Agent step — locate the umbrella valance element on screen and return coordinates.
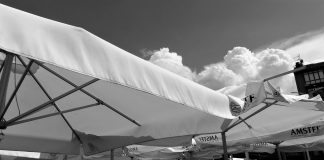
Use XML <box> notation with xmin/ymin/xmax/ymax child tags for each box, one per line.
<box><xmin>280</xmin><ymin>135</ymin><xmax>324</xmax><ymax>152</ymax></box>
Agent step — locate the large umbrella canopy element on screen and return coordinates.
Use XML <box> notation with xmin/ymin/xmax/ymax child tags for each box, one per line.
<box><xmin>194</xmin><ymin>80</ymin><xmax>324</xmax><ymax>150</ymax></box>
<box><xmin>0</xmin><ymin>4</ymin><xmax>234</xmax><ymax>156</ymax></box>
<box><xmin>194</xmin><ymin>100</ymin><xmax>324</xmax><ymax>148</ymax></box>
<box><xmin>224</xmin><ymin>102</ymin><xmax>324</xmax><ymax>145</ymax></box>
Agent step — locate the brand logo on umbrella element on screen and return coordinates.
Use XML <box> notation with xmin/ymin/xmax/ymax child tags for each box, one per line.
<box><xmin>290</xmin><ymin>125</ymin><xmax>321</xmax><ymax>136</ymax></box>
<box><xmin>196</xmin><ymin>134</ymin><xmax>218</xmax><ymax>143</ymax></box>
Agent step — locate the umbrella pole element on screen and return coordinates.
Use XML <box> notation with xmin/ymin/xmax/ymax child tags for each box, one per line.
<box><xmin>245</xmin><ymin>151</ymin><xmax>250</xmax><ymax>160</ymax></box>
<box><xmin>188</xmin><ymin>151</ymin><xmax>193</xmax><ymax>160</ymax></box>
<box><xmin>221</xmin><ymin>132</ymin><xmax>228</xmax><ymax>160</ymax></box>
<box><xmin>306</xmin><ymin>149</ymin><xmax>311</xmax><ymax>160</ymax></box>
<box><xmin>282</xmin><ymin>152</ymin><xmax>286</xmax><ymax>160</ymax></box>
<box><xmin>275</xmin><ymin>143</ymin><xmax>282</xmax><ymax>160</ymax></box>
<box><xmin>0</xmin><ymin>53</ymin><xmax>13</xmax><ymax>116</ymax></box>
<box><xmin>111</xmin><ymin>149</ymin><xmax>114</xmax><ymax>160</ymax></box>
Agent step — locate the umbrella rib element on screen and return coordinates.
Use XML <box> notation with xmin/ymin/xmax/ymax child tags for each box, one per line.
<box><xmin>6</xmin><ymin>76</ymin><xmax>99</xmax><ymax>125</ymax></box>
<box><xmin>0</xmin><ymin>58</ymin><xmax>5</xmax><ymax>73</ymax></box>
<box><xmin>0</xmin><ymin>59</ymin><xmax>34</xmax><ymax>120</ymax></box>
<box><xmin>33</xmin><ymin>60</ymin><xmax>141</xmax><ymax>126</ymax></box>
<box><xmin>0</xmin><ymin>49</ymin><xmax>13</xmax><ymax>73</ymax></box>
<box><xmin>14</xmin><ymin>56</ymin><xmax>84</xmax><ymax>144</ymax></box>
<box><xmin>7</xmin><ymin>103</ymin><xmax>100</xmax><ymax>126</ymax></box>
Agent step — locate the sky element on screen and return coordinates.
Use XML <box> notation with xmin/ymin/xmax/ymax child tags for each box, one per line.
<box><xmin>1</xmin><ymin>0</ymin><xmax>324</xmax><ymax>92</ymax></box>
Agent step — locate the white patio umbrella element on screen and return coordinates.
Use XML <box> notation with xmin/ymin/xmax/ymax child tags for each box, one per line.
<box><xmin>194</xmin><ymin>100</ymin><xmax>324</xmax><ymax>150</ymax></box>
<box><xmin>113</xmin><ymin>79</ymin><xmax>324</xmax><ymax>160</ymax></box>
<box><xmin>0</xmin><ymin>4</ymin><xmax>235</xmax><ymax>156</ymax></box>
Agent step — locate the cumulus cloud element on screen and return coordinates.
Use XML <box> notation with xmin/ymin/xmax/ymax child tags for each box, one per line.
<box><xmin>145</xmin><ymin>46</ymin><xmax>297</xmax><ymax>94</ymax></box>
<box><xmin>224</xmin><ymin>47</ymin><xmax>258</xmax><ymax>80</ymax></box>
<box><xmin>196</xmin><ymin>63</ymin><xmax>244</xmax><ymax>90</ymax></box>
<box><xmin>147</xmin><ymin>48</ymin><xmax>195</xmax><ymax>80</ymax></box>
<box><xmin>196</xmin><ymin>47</ymin><xmax>295</xmax><ymax>93</ymax></box>
<box><xmin>145</xmin><ymin>28</ymin><xmax>324</xmax><ymax>96</ymax></box>
<box><xmin>256</xmin><ymin>49</ymin><xmax>292</xmax><ymax>78</ymax></box>
<box><xmin>256</xmin><ymin>48</ymin><xmax>294</xmax><ymax>89</ymax></box>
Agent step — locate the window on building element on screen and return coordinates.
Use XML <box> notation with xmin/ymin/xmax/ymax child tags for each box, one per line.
<box><xmin>304</xmin><ymin>70</ymin><xmax>324</xmax><ymax>85</ymax></box>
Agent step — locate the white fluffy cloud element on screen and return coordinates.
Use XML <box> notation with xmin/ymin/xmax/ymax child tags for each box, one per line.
<box><xmin>148</xmin><ymin>48</ymin><xmax>195</xmax><ymax>80</ymax></box>
<box><xmin>146</xmin><ymin>29</ymin><xmax>323</xmax><ymax>95</ymax></box>
<box><xmin>196</xmin><ymin>63</ymin><xmax>244</xmax><ymax>90</ymax></box>
<box><xmin>196</xmin><ymin>47</ymin><xmax>295</xmax><ymax>92</ymax></box>
<box><xmin>224</xmin><ymin>47</ymin><xmax>258</xmax><ymax>80</ymax></box>
<box><xmin>256</xmin><ymin>49</ymin><xmax>292</xmax><ymax>79</ymax></box>
<box><xmin>146</xmin><ymin>47</ymin><xmax>296</xmax><ymax>93</ymax></box>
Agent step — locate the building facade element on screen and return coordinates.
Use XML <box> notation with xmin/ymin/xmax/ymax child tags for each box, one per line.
<box><xmin>294</xmin><ymin>61</ymin><xmax>324</xmax><ymax>99</ymax></box>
